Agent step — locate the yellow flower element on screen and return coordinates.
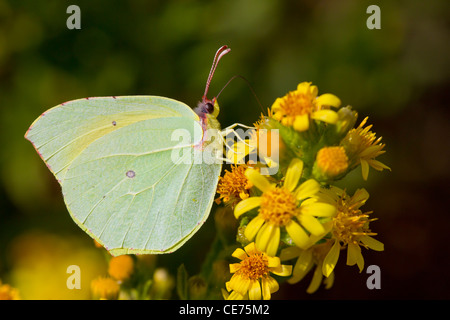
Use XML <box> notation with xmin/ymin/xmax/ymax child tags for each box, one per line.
<box><xmin>225</xmin><ymin>117</ymin><xmax>282</xmax><ymax>173</ymax></box>
<box><xmin>108</xmin><ymin>255</ymin><xmax>134</xmax><ymax>282</ymax></box>
<box><xmin>90</xmin><ymin>276</ymin><xmax>120</xmax><ymax>300</ymax></box>
<box><xmin>0</xmin><ymin>280</ymin><xmax>20</xmax><ymax>300</ymax></box>
<box><xmin>280</xmin><ymin>241</ymin><xmax>335</xmax><ymax>294</ymax></box>
<box><xmin>225</xmin><ymin>242</ymin><xmax>292</xmax><ymax>300</ymax></box>
<box><xmin>321</xmin><ymin>187</ymin><xmax>384</xmax><ymax>277</ymax></box>
<box><xmin>314</xmin><ymin>146</ymin><xmax>349</xmax><ymax>179</ymax></box>
<box><xmin>216</xmin><ymin>164</ymin><xmax>253</xmax><ymax>207</ymax></box>
<box><xmin>341</xmin><ymin>117</ymin><xmax>391</xmax><ymax>180</ymax></box>
<box><xmin>271</xmin><ymin>82</ymin><xmax>341</xmax><ymax>132</ymax></box>
<box><xmin>234</xmin><ymin>158</ymin><xmax>336</xmax><ymax>255</ymax></box>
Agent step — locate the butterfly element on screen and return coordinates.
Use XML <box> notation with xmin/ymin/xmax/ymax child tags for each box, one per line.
<box><xmin>25</xmin><ymin>45</ymin><xmax>235</xmax><ymax>255</ymax></box>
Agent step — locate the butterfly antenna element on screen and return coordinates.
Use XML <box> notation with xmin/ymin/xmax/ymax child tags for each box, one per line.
<box><xmin>203</xmin><ymin>45</ymin><xmax>231</xmax><ymax>101</ymax></box>
<box><xmin>216</xmin><ymin>75</ymin><xmax>265</xmax><ymax>115</ymax></box>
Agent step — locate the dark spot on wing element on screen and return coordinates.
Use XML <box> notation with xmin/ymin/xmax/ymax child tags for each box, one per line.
<box><xmin>126</xmin><ymin>170</ymin><xmax>136</xmax><ymax>178</ymax></box>
<box><xmin>112</xmin><ymin>120</ymin><xmax>117</xmax><ymax>126</ymax></box>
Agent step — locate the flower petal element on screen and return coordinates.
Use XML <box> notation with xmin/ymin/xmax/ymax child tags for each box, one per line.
<box><xmin>227</xmin><ymin>290</ymin><xmax>245</xmax><ymax>300</ymax></box>
<box><xmin>285</xmin><ymin>220</ymin><xmax>309</xmax><ymax>249</ymax></box>
<box><xmin>234</xmin><ymin>197</ymin><xmax>261</xmax><ymax>218</ymax></box>
<box><xmin>324</xmin><ymin>270</ymin><xmax>335</xmax><ymax>289</ymax></box>
<box><xmin>301</xmin><ymin>202</ymin><xmax>336</xmax><ymax>217</ymax></box>
<box><xmin>311</xmin><ymin>109</ymin><xmax>339</xmax><ymax>124</ymax></box>
<box><xmin>299</xmin><ymin>214</ymin><xmax>325</xmax><ymax>236</ymax></box>
<box><xmin>231</xmin><ymin>248</ymin><xmax>248</xmax><ymax>261</ymax></box>
<box><xmin>347</xmin><ymin>243</ymin><xmax>364</xmax><ymax>272</ymax></box>
<box><xmin>368</xmin><ymin>159</ymin><xmax>391</xmax><ymax>171</ymax></box>
<box><xmin>306</xmin><ymin>265</ymin><xmax>323</xmax><ymax>294</ymax></box>
<box><xmin>245</xmin><ymin>168</ymin><xmax>273</xmax><ymax>193</ymax></box>
<box><xmin>255</xmin><ymin>222</ymin><xmax>276</xmax><ymax>253</ymax></box>
<box><xmin>261</xmin><ymin>276</ymin><xmax>279</xmax><ymax>300</ymax></box>
<box><xmin>244</xmin><ymin>242</ymin><xmax>257</xmax><ymax>255</ymax></box>
<box><xmin>352</xmin><ymin>188</ymin><xmax>370</xmax><ymax>205</ymax></box>
<box><xmin>360</xmin><ymin>144</ymin><xmax>383</xmax><ymax>158</ymax></box>
<box><xmin>316</xmin><ymin>93</ymin><xmax>341</xmax><ymax>108</ymax></box>
<box><xmin>261</xmin><ymin>279</ymin><xmax>271</xmax><ymax>300</ymax></box>
<box><xmin>248</xmin><ymin>280</ymin><xmax>261</xmax><ymax>300</ymax></box>
<box><xmin>284</xmin><ymin>158</ymin><xmax>304</xmax><ymax>192</ymax></box>
<box><xmin>229</xmin><ymin>274</ymin><xmax>251</xmax><ymax>296</ymax></box>
<box><xmin>291</xmin><ymin>249</ymin><xmax>313</xmax><ymax>281</ymax></box>
<box><xmin>293</xmin><ymin>114</ymin><xmax>310</xmax><ymax>132</ymax></box>
<box><xmin>225</xmin><ymin>280</ymin><xmax>232</xmax><ymax>292</ymax></box>
<box><xmin>360</xmin><ymin>235</ymin><xmax>384</xmax><ymax>251</ymax></box>
<box><xmin>297</xmin><ymin>82</ymin><xmax>314</xmax><ymax>95</ymax></box>
<box><xmin>244</xmin><ymin>215</ymin><xmax>265</xmax><ymax>241</ymax></box>
<box><xmin>267</xmin><ymin>256</ymin><xmax>281</xmax><ymax>268</ymax></box>
<box><xmin>265</xmin><ymin>226</ymin><xmax>280</xmax><ymax>257</ymax></box>
<box><xmin>271</xmin><ymin>264</ymin><xmax>292</xmax><ymax>277</ymax></box>
<box><xmin>295</xmin><ymin>179</ymin><xmax>320</xmax><ymax>201</ymax></box>
<box><xmin>361</xmin><ymin>159</ymin><xmax>370</xmax><ymax>180</ymax></box>
<box><xmin>280</xmin><ymin>246</ymin><xmax>301</xmax><ymax>261</ymax></box>
<box><xmin>229</xmin><ymin>263</ymin><xmax>241</xmax><ymax>274</ymax></box>
<box><xmin>322</xmin><ymin>241</ymin><xmax>340</xmax><ymax>277</ymax></box>
<box><xmin>221</xmin><ymin>288</ymin><xmax>230</xmax><ymax>299</ymax></box>
<box><xmin>267</xmin><ymin>277</ymin><xmax>280</xmax><ymax>294</ymax></box>
<box><xmin>308</xmin><ymin>220</ymin><xmax>333</xmax><ymax>244</ymax></box>
<box><xmin>271</xmin><ymin>97</ymin><xmax>284</xmax><ymax>113</ymax></box>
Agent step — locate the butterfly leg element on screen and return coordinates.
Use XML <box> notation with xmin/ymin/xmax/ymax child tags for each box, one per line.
<box><xmin>221</xmin><ymin>122</ymin><xmax>255</xmax><ymax>132</ymax></box>
<box><xmin>217</xmin><ymin>132</ymin><xmax>245</xmax><ymax>155</ymax></box>
<box><xmin>220</xmin><ymin>123</ymin><xmax>256</xmax><ymax>148</ymax></box>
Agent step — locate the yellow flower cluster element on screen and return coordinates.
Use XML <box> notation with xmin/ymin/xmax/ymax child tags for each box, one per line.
<box><xmin>90</xmin><ymin>254</ymin><xmax>135</xmax><ymax>300</ymax></box>
<box><xmin>0</xmin><ymin>279</ymin><xmax>20</xmax><ymax>300</ymax></box>
<box><xmin>217</xmin><ymin>82</ymin><xmax>389</xmax><ymax>299</ymax></box>
<box><xmin>89</xmin><ymin>246</ymin><xmax>173</xmax><ymax>300</ymax></box>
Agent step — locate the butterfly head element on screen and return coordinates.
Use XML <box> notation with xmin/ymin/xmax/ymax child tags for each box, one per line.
<box><xmin>196</xmin><ymin>97</ymin><xmax>220</xmax><ymax>118</ymax></box>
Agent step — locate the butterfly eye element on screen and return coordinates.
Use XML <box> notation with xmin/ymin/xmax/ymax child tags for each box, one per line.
<box><xmin>205</xmin><ymin>102</ymin><xmax>214</xmax><ymax>114</ymax></box>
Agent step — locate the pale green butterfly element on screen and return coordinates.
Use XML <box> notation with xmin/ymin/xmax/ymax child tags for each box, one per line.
<box><xmin>25</xmin><ymin>46</ymin><xmax>240</xmax><ymax>256</ymax></box>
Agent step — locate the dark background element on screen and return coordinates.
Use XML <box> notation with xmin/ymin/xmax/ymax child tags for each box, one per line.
<box><xmin>0</xmin><ymin>0</ymin><xmax>449</xmax><ymax>299</ymax></box>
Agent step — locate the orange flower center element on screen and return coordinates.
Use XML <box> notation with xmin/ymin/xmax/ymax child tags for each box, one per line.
<box><xmin>277</xmin><ymin>91</ymin><xmax>315</xmax><ymax>118</ymax></box>
<box><xmin>259</xmin><ymin>187</ymin><xmax>298</xmax><ymax>226</ymax></box>
<box><xmin>216</xmin><ymin>165</ymin><xmax>252</xmax><ymax>205</ymax></box>
<box><xmin>237</xmin><ymin>252</ymin><xmax>270</xmax><ymax>280</ymax></box>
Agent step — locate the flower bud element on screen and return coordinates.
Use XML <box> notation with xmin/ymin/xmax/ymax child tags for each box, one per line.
<box><xmin>336</xmin><ymin>106</ymin><xmax>358</xmax><ymax>136</ymax></box>
<box><xmin>188</xmin><ymin>275</ymin><xmax>207</xmax><ymax>300</ymax></box>
<box><xmin>322</xmin><ymin>106</ymin><xmax>358</xmax><ymax>146</ymax></box>
<box><xmin>151</xmin><ymin>268</ymin><xmax>174</xmax><ymax>299</ymax></box>
<box><xmin>313</xmin><ymin>146</ymin><xmax>349</xmax><ymax>181</ymax></box>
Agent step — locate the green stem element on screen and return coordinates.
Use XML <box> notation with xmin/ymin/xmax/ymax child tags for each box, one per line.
<box><xmin>200</xmin><ymin>233</ymin><xmax>223</xmax><ymax>282</ymax></box>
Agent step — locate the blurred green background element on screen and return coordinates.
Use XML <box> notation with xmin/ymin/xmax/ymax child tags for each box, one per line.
<box><xmin>1</xmin><ymin>0</ymin><xmax>449</xmax><ymax>299</ymax></box>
